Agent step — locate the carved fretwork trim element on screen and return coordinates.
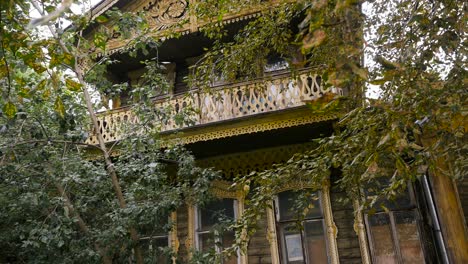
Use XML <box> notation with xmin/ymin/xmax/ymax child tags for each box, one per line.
<box><xmin>210</xmin><ymin>180</ymin><xmax>245</xmax><ymax>200</ymax></box>
<box><xmin>166</xmin><ymin>114</ymin><xmax>338</xmax><ymax>146</ymax></box>
<box><xmin>197</xmin><ymin>142</ymin><xmax>316</xmax><ymax>179</ymax></box>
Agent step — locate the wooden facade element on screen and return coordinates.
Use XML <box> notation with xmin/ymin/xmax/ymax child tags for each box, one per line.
<box><xmin>83</xmin><ymin>0</ymin><xmax>468</xmax><ymax>263</ymax></box>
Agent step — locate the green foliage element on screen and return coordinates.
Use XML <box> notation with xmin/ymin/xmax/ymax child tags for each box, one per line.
<box><xmin>0</xmin><ymin>0</ymin><xmax>466</xmax><ymax>262</ymax></box>
<box><xmin>192</xmin><ymin>0</ymin><xmax>466</xmax><ymax>254</ymax></box>
<box><xmin>0</xmin><ymin>1</ymin><xmax>220</xmax><ymax>263</ymax></box>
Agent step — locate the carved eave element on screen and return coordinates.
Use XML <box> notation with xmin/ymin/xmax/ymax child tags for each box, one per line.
<box><xmin>161</xmin><ymin>107</ymin><xmax>340</xmax><ymax>146</ymax></box>
<box><xmin>85</xmin><ymin>0</ymin><xmax>274</xmax><ymax>57</ymax></box>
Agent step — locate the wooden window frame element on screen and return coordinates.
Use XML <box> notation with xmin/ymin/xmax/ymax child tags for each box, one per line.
<box><xmin>187</xmin><ymin>180</ymin><xmax>247</xmax><ymax>264</ymax></box>
<box><xmin>266</xmin><ymin>181</ymin><xmax>339</xmax><ymax>264</ymax></box>
<box><xmin>194</xmin><ymin>199</ymin><xmax>241</xmax><ymax>264</ymax></box>
<box><xmin>274</xmin><ymin>191</ymin><xmax>329</xmax><ymax>264</ymax></box>
<box><xmin>364</xmin><ymin>185</ymin><xmax>426</xmax><ymax>264</ymax></box>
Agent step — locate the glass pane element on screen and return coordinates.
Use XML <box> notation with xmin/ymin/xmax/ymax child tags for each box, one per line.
<box><xmin>221</xmin><ymin>231</ymin><xmax>238</xmax><ymax>264</ymax></box>
<box><xmin>281</xmin><ymin>225</ymin><xmax>305</xmax><ymax>264</ymax></box>
<box><xmin>278</xmin><ymin>191</ymin><xmax>321</xmax><ymax>221</ymax></box>
<box><xmin>140</xmin><ymin>236</ymin><xmax>169</xmax><ymax>264</ymax></box>
<box><xmin>368</xmin><ymin>213</ymin><xmax>398</xmax><ymax>264</ymax></box>
<box><xmin>366</xmin><ymin>179</ymin><xmax>413</xmax><ymax>211</ymax></box>
<box><xmin>304</xmin><ymin>220</ymin><xmax>328</xmax><ymax>264</ymax></box>
<box><xmin>394</xmin><ymin>211</ymin><xmax>425</xmax><ymax>263</ymax></box>
<box><xmin>199</xmin><ymin>199</ymin><xmax>235</xmax><ymax>230</ymax></box>
<box><xmin>222</xmin><ymin>231</ymin><xmax>235</xmax><ymax>248</ymax></box>
<box><xmin>198</xmin><ymin>232</ymin><xmax>215</xmax><ymax>252</ymax></box>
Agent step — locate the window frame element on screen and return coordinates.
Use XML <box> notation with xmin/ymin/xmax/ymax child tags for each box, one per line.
<box><xmin>364</xmin><ymin>184</ymin><xmax>426</xmax><ymax>264</ymax></box>
<box><xmin>273</xmin><ymin>190</ymin><xmax>330</xmax><ymax>264</ymax></box>
<box><xmin>135</xmin><ymin>213</ymin><xmax>177</xmax><ymax>263</ymax></box>
<box><xmin>194</xmin><ymin>198</ymin><xmax>241</xmax><ymax>264</ymax></box>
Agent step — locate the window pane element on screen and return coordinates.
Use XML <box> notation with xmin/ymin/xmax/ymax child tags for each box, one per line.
<box><xmin>222</xmin><ymin>231</ymin><xmax>238</xmax><ymax>264</ymax></box>
<box><xmin>198</xmin><ymin>232</ymin><xmax>215</xmax><ymax>252</ymax></box>
<box><xmin>199</xmin><ymin>199</ymin><xmax>235</xmax><ymax>230</ymax></box>
<box><xmin>368</xmin><ymin>213</ymin><xmax>398</xmax><ymax>264</ymax></box>
<box><xmin>278</xmin><ymin>191</ymin><xmax>321</xmax><ymax>221</ymax></box>
<box><xmin>140</xmin><ymin>236</ymin><xmax>169</xmax><ymax>263</ymax></box>
<box><xmin>366</xmin><ymin>179</ymin><xmax>414</xmax><ymax>211</ymax></box>
<box><xmin>394</xmin><ymin>211</ymin><xmax>425</xmax><ymax>264</ymax></box>
<box><xmin>281</xmin><ymin>225</ymin><xmax>305</xmax><ymax>264</ymax></box>
<box><xmin>304</xmin><ymin>220</ymin><xmax>328</xmax><ymax>264</ymax></box>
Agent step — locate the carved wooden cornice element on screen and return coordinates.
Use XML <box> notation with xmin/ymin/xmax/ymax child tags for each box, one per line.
<box><xmin>87</xmin><ymin>0</ymin><xmax>278</xmax><ymax>57</ymax></box>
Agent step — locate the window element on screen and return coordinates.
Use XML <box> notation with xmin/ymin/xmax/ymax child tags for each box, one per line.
<box><xmin>138</xmin><ymin>219</ymin><xmax>172</xmax><ymax>263</ymax></box>
<box><xmin>196</xmin><ymin>198</ymin><xmax>239</xmax><ymax>264</ymax></box>
<box><xmin>274</xmin><ymin>190</ymin><xmax>328</xmax><ymax>264</ymax></box>
<box><xmin>139</xmin><ymin>233</ymin><xmax>170</xmax><ymax>263</ymax></box>
<box><xmin>365</xmin><ymin>186</ymin><xmax>425</xmax><ymax>264</ymax></box>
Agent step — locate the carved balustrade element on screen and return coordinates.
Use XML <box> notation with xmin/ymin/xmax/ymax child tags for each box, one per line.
<box><xmin>86</xmin><ymin>70</ymin><xmax>343</xmax><ymax>144</ymax></box>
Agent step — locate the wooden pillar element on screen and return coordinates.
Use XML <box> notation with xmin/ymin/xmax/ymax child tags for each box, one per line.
<box><xmin>322</xmin><ymin>180</ymin><xmax>340</xmax><ymax>264</ymax></box>
<box><xmin>170</xmin><ymin>211</ymin><xmax>179</xmax><ymax>264</ymax></box>
<box><xmin>422</xmin><ymin>136</ymin><xmax>468</xmax><ymax>262</ymax></box>
<box><xmin>353</xmin><ymin>200</ymin><xmax>371</xmax><ymax>264</ymax></box>
<box><xmin>266</xmin><ymin>202</ymin><xmax>280</xmax><ymax>264</ymax></box>
<box><xmin>186</xmin><ymin>203</ymin><xmax>195</xmax><ymax>260</ymax></box>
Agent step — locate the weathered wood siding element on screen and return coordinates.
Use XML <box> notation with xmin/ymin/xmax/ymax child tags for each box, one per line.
<box><xmin>330</xmin><ymin>177</ymin><xmax>362</xmax><ymax>263</ymax></box>
<box><xmin>247</xmin><ymin>213</ymin><xmax>272</xmax><ymax>264</ymax></box>
<box><xmin>457</xmin><ymin>177</ymin><xmax>468</xmax><ymax>228</ymax></box>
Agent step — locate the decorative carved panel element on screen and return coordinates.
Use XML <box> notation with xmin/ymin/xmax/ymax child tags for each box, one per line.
<box><xmin>143</xmin><ymin>0</ymin><xmax>189</xmax><ymax>30</ymax></box>
<box><xmin>198</xmin><ymin>143</ymin><xmax>316</xmax><ymax>179</ymax></box>
<box><xmin>85</xmin><ymin>69</ymin><xmax>343</xmax><ymax>145</ymax></box>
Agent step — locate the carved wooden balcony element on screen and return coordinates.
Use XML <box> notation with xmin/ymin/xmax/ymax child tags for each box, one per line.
<box><xmin>86</xmin><ymin>69</ymin><xmax>343</xmax><ymax>144</ymax></box>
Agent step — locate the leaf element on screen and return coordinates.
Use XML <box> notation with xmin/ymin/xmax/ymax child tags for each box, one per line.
<box><xmin>18</xmin><ymin>87</ymin><xmax>32</xmax><ymax>98</ymax></box>
<box><xmin>62</xmin><ymin>53</ymin><xmax>75</xmax><ymax>67</ymax></box>
<box><xmin>65</xmin><ymin>78</ymin><xmax>82</xmax><ymax>92</ymax></box>
<box><xmin>49</xmin><ymin>54</ymin><xmax>60</xmax><ymax>68</ymax></box>
<box><xmin>375</xmin><ymin>56</ymin><xmax>400</xmax><ymax>70</ymax></box>
<box><xmin>31</xmin><ymin>63</ymin><xmax>46</xmax><ymax>74</ymax></box>
<box><xmin>369</xmin><ymin>79</ymin><xmax>387</xmax><ymax>85</ymax></box>
<box><xmin>93</xmin><ymin>32</ymin><xmax>108</xmax><ymax>51</ymax></box>
<box><xmin>36</xmin><ymin>79</ymin><xmax>47</xmax><ymax>91</ymax></box>
<box><xmin>54</xmin><ymin>97</ymin><xmax>65</xmax><ymax>118</ymax></box>
<box><xmin>43</xmin><ymin>89</ymin><xmax>51</xmax><ymax>99</ymax></box>
<box><xmin>349</xmin><ymin>62</ymin><xmax>368</xmax><ymax>80</ymax></box>
<box><xmin>96</xmin><ymin>15</ymin><xmax>108</xmax><ymax>23</ymax></box>
<box><xmin>302</xmin><ymin>29</ymin><xmax>326</xmax><ymax>50</ymax></box>
<box><xmin>3</xmin><ymin>101</ymin><xmax>17</xmax><ymax>119</ymax></box>
<box><xmin>51</xmin><ymin>72</ymin><xmax>59</xmax><ymax>90</ymax></box>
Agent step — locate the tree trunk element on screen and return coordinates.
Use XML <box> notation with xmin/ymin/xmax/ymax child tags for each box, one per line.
<box><xmin>55</xmin><ymin>182</ymin><xmax>112</xmax><ymax>264</ymax></box>
<box><xmin>30</xmin><ymin>2</ymin><xmax>144</xmax><ymax>262</ymax></box>
<box><xmin>76</xmin><ymin>69</ymin><xmax>144</xmax><ymax>264</ymax></box>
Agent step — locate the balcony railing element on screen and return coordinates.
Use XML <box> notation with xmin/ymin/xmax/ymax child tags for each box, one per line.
<box><xmin>86</xmin><ymin>70</ymin><xmax>343</xmax><ymax>144</ymax></box>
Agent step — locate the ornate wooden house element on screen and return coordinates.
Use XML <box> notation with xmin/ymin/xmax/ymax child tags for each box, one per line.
<box><xmin>82</xmin><ymin>0</ymin><xmax>468</xmax><ymax>263</ymax></box>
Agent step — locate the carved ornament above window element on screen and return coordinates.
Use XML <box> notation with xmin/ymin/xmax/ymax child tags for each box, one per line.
<box><xmin>143</xmin><ymin>0</ymin><xmax>188</xmax><ymax>30</ymax></box>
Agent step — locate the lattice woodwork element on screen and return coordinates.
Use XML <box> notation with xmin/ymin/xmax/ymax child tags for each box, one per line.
<box><xmin>197</xmin><ymin>143</ymin><xmax>316</xmax><ymax>179</ymax></box>
<box><xmin>86</xmin><ymin>70</ymin><xmax>343</xmax><ymax>144</ymax></box>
